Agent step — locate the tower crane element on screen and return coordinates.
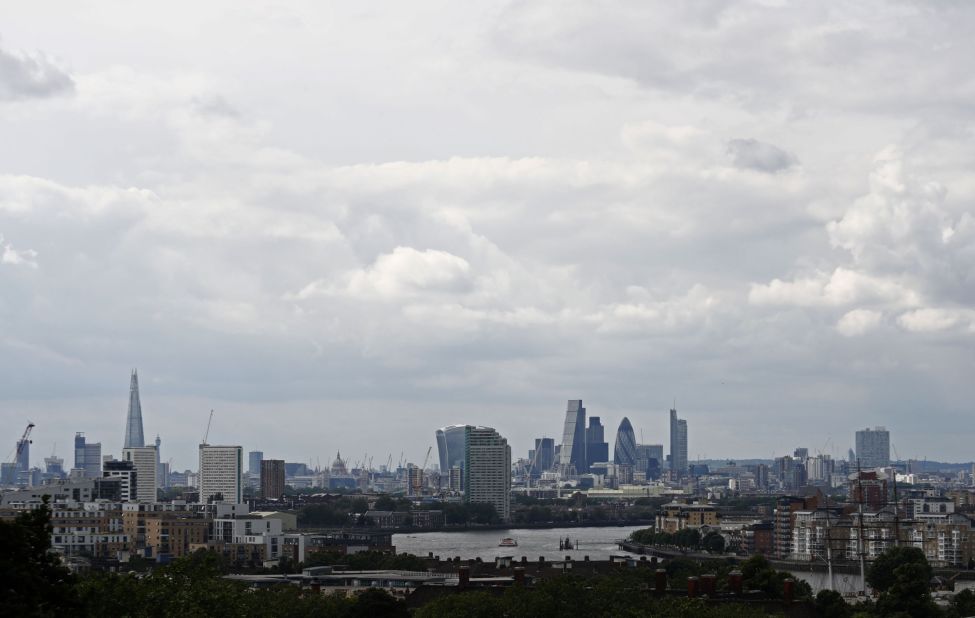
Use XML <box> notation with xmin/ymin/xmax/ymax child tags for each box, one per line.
<box><xmin>11</xmin><ymin>422</ymin><xmax>35</xmax><ymax>465</ymax></box>
<box><xmin>202</xmin><ymin>409</ymin><xmax>214</xmax><ymax>445</ymax></box>
<box><xmin>421</xmin><ymin>446</ymin><xmax>432</xmax><ymax>470</ymax></box>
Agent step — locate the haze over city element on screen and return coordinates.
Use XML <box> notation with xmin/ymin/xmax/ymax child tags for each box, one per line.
<box><xmin>3</xmin><ymin>2</ymin><xmax>975</xmax><ymax>468</ymax></box>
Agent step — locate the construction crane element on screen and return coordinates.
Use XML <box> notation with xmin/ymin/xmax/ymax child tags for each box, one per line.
<box><xmin>385</xmin><ymin>454</ymin><xmax>392</xmax><ymax>472</ymax></box>
<box><xmin>421</xmin><ymin>446</ymin><xmax>432</xmax><ymax>471</ymax></box>
<box><xmin>202</xmin><ymin>409</ymin><xmax>214</xmax><ymax>444</ymax></box>
<box><xmin>11</xmin><ymin>422</ymin><xmax>35</xmax><ymax>465</ymax></box>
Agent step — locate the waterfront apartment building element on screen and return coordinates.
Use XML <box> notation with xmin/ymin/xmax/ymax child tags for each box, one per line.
<box><xmin>464</xmin><ymin>426</ymin><xmax>511</xmax><ymax>521</ymax></box>
<box><xmin>669</xmin><ymin>408</ymin><xmax>688</xmax><ymax>479</ymax></box>
<box><xmin>122</xmin><ymin>446</ymin><xmax>158</xmax><ymax>503</ymax></box>
<box><xmin>199</xmin><ymin>445</ymin><xmax>243</xmax><ymax>504</ymax></box>
<box><xmin>260</xmin><ymin>459</ymin><xmax>286</xmax><ymax>500</ymax></box>
<box><xmin>855</xmin><ymin>427</ymin><xmax>891</xmax><ymax>469</ymax></box>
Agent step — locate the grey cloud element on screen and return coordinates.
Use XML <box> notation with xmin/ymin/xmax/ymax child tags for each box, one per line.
<box><xmin>0</xmin><ymin>41</ymin><xmax>74</xmax><ymax>101</ymax></box>
<box><xmin>726</xmin><ymin>138</ymin><xmax>798</xmax><ymax>173</ymax></box>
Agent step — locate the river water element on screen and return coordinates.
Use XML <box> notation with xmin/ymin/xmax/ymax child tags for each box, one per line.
<box><xmin>393</xmin><ymin>526</ymin><xmax>647</xmax><ymax>561</ymax></box>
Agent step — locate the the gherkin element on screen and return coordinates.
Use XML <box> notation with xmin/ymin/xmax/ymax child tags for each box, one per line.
<box><xmin>613</xmin><ymin>417</ymin><xmax>638</xmax><ymax>466</ymax></box>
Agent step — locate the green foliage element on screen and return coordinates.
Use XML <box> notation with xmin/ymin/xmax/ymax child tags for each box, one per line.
<box><xmin>866</xmin><ymin>546</ymin><xmax>931</xmax><ymax>593</ymax></box>
<box><xmin>628</xmin><ymin>526</ymin><xmax>704</xmax><ymax>549</ymax></box>
<box><xmin>298</xmin><ymin>503</ymin><xmax>354</xmax><ymax>527</ymax></box>
<box><xmin>874</xmin><ymin>562</ymin><xmax>940</xmax><ymax>618</ymax></box>
<box><xmin>738</xmin><ymin>555</ymin><xmax>812</xmax><ymax>600</ymax></box>
<box><xmin>0</xmin><ymin>498</ymin><xmax>79</xmax><ymax>615</ymax></box>
<box><xmin>414</xmin><ymin>591</ymin><xmax>505</xmax><ymax>618</ymax></box>
<box><xmin>702</xmin><ymin>531</ymin><xmax>725</xmax><ymax>553</ymax></box>
<box><xmin>815</xmin><ymin>589</ymin><xmax>852</xmax><ymax>618</ymax></box>
<box><xmin>948</xmin><ymin>589</ymin><xmax>975</xmax><ymax>618</ymax></box>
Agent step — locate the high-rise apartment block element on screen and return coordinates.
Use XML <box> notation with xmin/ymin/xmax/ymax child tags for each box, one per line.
<box><xmin>464</xmin><ymin>426</ymin><xmax>511</xmax><ymax>521</ymax></box>
<box><xmin>559</xmin><ymin>400</ymin><xmax>587</xmax><ymax>476</ymax></box>
<box><xmin>103</xmin><ymin>460</ymin><xmax>137</xmax><ymax>502</ymax></box>
<box><xmin>669</xmin><ymin>408</ymin><xmax>688</xmax><ymax>479</ymax></box>
<box><xmin>855</xmin><ymin>427</ymin><xmax>890</xmax><ymax>469</ymax></box>
<box><xmin>122</xmin><ymin>446</ymin><xmax>158</xmax><ymax>502</ymax></box>
<box><xmin>199</xmin><ymin>445</ymin><xmax>243</xmax><ymax>504</ymax></box>
<box><xmin>260</xmin><ymin>459</ymin><xmax>285</xmax><ymax>500</ymax></box>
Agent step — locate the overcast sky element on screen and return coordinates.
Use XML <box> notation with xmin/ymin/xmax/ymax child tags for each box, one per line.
<box><xmin>2</xmin><ymin>1</ymin><xmax>974</xmax><ymax>470</ymax></box>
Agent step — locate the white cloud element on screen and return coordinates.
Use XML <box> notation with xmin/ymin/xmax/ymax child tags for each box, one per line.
<box><xmin>0</xmin><ymin>234</ymin><xmax>37</xmax><ymax>267</ymax></box>
<box><xmin>836</xmin><ymin>309</ymin><xmax>882</xmax><ymax>337</ymax></box>
<box><xmin>897</xmin><ymin>308</ymin><xmax>972</xmax><ymax>334</ymax></box>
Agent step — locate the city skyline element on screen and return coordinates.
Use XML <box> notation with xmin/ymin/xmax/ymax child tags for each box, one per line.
<box><xmin>3</xmin><ymin>3</ymin><xmax>975</xmax><ymax>465</ymax></box>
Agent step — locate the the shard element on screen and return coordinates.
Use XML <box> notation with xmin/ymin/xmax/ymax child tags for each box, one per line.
<box><xmin>124</xmin><ymin>369</ymin><xmax>145</xmax><ymax>449</ymax></box>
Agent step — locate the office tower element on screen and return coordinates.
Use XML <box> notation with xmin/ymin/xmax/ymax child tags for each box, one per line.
<box><xmin>586</xmin><ymin>417</ymin><xmax>609</xmax><ymax>470</ymax></box>
<box><xmin>122</xmin><ymin>446</ymin><xmax>158</xmax><ymax>502</ymax></box>
<box><xmin>0</xmin><ymin>463</ymin><xmax>16</xmax><ymax>485</ymax></box>
<box><xmin>248</xmin><ymin>451</ymin><xmax>264</xmax><ymax>476</ymax></box>
<box><xmin>124</xmin><ymin>369</ymin><xmax>145</xmax><ymax>449</ymax></box>
<box><xmin>531</xmin><ymin>438</ymin><xmax>555</xmax><ymax>476</ymax></box>
<box><xmin>855</xmin><ymin>427</ymin><xmax>890</xmax><ymax>469</ymax></box>
<box><xmin>436</xmin><ymin>425</ymin><xmax>468</xmax><ymax>474</ymax></box>
<box><xmin>199</xmin><ymin>445</ymin><xmax>243</xmax><ymax>503</ymax></box>
<box><xmin>260</xmin><ymin>459</ymin><xmax>286</xmax><ymax>499</ymax></box>
<box><xmin>669</xmin><ymin>408</ymin><xmax>688</xmax><ymax>479</ymax></box>
<box><xmin>15</xmin><ymin>438</ymin><xmax>29</xmax><ymax>472</ymax></box>
<box><xmin>73</xmin><ymin>433</ymin><xmax>102</xmax><ymax>478</ymax></box>
<box><xmin>103</xmin><ymin>460</ymin><xmax>137</xmax><ymax>502</ymax></box>
<box><xmin>636</xmin><ymin>444</ymin><xmax>664</xmax><ymax>478</ymax></box>
<box><xmin>464</xmin><ymin>426</ymin><xmax>511</xmax><ymax>521</ymax></box>
<box><xmin>558</xmin><ymin>400</ymin><xmax>587</xmax><ymax>476</ymax></box>
<box><xmin>613</xmin><ymin>417</ymin><xmax>638</xmax><ymax>466</ymax></box>
<box><xmin>793</xmin><ymin>447</ymin><xmax>809</xmax><ymax>460</ymax></box>
<box><xmin>44</xmin><ymin>455</ymin><xmax>64</xmax><ymax>477</ymax></box>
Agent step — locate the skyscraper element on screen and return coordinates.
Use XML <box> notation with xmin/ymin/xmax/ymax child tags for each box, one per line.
<box><xmin>260</xmin><ymin>459</ymin><xmax>286</xmax><ymax>500</ymax></box>
<box><xmin>855</xmin><ymin>427</ymin><xmax>890</xmax><ymax>469</ymax></box>
<box><xmin>124</xmin><ymin>369</ymin><xmax>145</xmax><ymax>449</ymax></box>
<box><xmin>636</xmin><ymin>443</ymin><xmax>664</xmax><ymax>478</ymax></box>
<box><xmin>248</xmin><ymin>451</ymin><xmax>264</xmax><ymax>476</ymax></box>
<box><xmin>199</xmin><ymin>444</ymin><xmax>243</xmax><ymax>503</ymax></box>
<box><xmin>436</xmin><ymin>425</ymin><xmax>468</xmax><ymax>474</ymax></box>
<box><xmin>73</xmin><ymin>432</ymin><xmax>102</xmax><ymax>478</ymax></box>
<box><xmin>531</xmin><ymin>438</ymin><xmax>555</xmax><ymax>476</ymax></box>
<box><xmin>586</xmin><ymin>417</ymin><xmax>609</xmax><ymax>470</ymax></box>
<box><xmin>464</xmin><ymin>426</ymin><xmax>511</xmax><ymax>521</ymax></box>
<box><xmin>613</xmin><ymin>417</ymin><xmax>638</xmax><ymax>466</ymax></box>
<box><xmin>15</xmin><ymin>438</ymin><xmax>29</xmax><ymax>473</ymax></box>
<box><xmin>669</xmin><ymin>408</ymin><xmax>688</xmax><ymax>479</ymax></box>
<box><xmin>122</xmin><ymin>446</ymin><xmax>158</xmax><ymax>502</ymax></box>
<box><xmin>558</xmin><ymin>400</ymin><xmax>587</xmax><ymax>476</ymax></box>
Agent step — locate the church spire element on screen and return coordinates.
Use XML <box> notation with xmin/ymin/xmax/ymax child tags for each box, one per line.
<box><xmin>124</xmin><ymin>369</ymin><xmax>145</xmax><ymax>449</ymax></box>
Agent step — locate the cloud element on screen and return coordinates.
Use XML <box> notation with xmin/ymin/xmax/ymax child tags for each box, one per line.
<box><xmin>836</xmin><ymin>309</ymin><xmax>882</xmax><ymax>337</ymax></box>
<box><xmin>726</xmin><ymin>138</ymin><xmax>798</xmax><ymax>173</ymax></box>
<box><xmin>0</xmin><ymin>40</ymin><xmax>74</xmax><ymax>101</ymax></box>
<box><xmin>0</xmin><ymin>234</ymin><xmax>37</xmax><ymax>267</ymax></box>
<box><xmin>897</xmin><ymin>308</ymin><xmax>972</xmax><ymax>334</ymax></box>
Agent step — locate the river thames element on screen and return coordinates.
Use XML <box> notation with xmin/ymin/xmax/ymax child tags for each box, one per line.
<box><xmin>393</xmin><ymin>525</ymin><xmax>647</xmax><ymax>561</ymax></box>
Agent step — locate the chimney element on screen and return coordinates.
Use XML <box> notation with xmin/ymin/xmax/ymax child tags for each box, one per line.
<box><xmin>687</xmin><ymin>576</ymin><xmax>699</xmax><ymax>598</ymax></box>
<box><xmin>701</xmin><ymin>574</ymin><xmax>716</xmax><ymax>597</ymax></box>
<box><xmin>514</xmin><ymin>567</ymin><xmax>525</xmax><ymax>586</ymax></box>
<box><xmin>655</xmin><ymin>569</ymin><xmax>667</xmax><ymax>596</ymax></box>
<box><xmin>783</xmin><ymin>578</ymin><xmax>795</xmax><ymax>604</ymax></box>
<box><xmin>458</xmin><ymin>566</ymin><xmax>470</xmax><ymax>589</ymax></box>
<box><xmin>728</xmin><ymin>570</ymin><xmax>743</xmax><ymax>596</ymax></box>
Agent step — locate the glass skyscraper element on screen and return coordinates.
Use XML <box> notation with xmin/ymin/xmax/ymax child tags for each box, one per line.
<box><xmin>559</xmin><ymin>400</ymin><xmax>587</xmax><ymax>476</ymax></box>
<box><xmin>669</xmin><ymin>408</ymin><xmax>688</xmax><ymax>479</ymax></box>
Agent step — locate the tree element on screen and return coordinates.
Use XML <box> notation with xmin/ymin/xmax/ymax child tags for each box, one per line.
<box><xmin>874</xmin><ymin>562</ymin><xmax>940</xmax><ymax>618</ymax></box>
<box><xmin>348</xmin><ymin>588</ymin><xmax>409</xmax><ymax>617</ymax></box>
<box><xmin>414</xmin><ymin>591</ymin><xmax>505</xmax><ymax>618</ymax></box>
<box><xmin>702</xmin><ymin>531</ymin><xmax>725</xmax><ymax>553</ymax></box>
<box><xmin>866</xmin><ymin>546</ymin><xmax>932</xmax><ymax>593</ymax></box>
<box><xmin>949</xmin><ymin>589</ymin><xmax>975</xmax><ymax>618</ymax></box>
<box><xmin>814</xmin><ymin>589</ymin><xmax>851</xmax><ymax>618</ymax></box>
<box><xmin>0</xmin><ymin>497</ymin><xmax>79</xmax><ymax>615</ymax></box>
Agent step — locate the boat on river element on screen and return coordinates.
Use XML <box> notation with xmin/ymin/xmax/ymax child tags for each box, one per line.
<box><xmin>498</xmin><ymin>537</ymin><xmax>518</xmax><ymax>547</ymax></box>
